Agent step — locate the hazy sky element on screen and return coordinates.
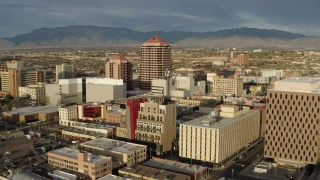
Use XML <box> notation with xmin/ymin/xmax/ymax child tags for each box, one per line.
<box><xmin>0</xmin><ymin>0</ymin><xmax>319</xmax><ymax>37</ymax></box>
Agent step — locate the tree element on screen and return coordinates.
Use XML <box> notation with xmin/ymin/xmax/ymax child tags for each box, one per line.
<box><xmin>4</xmin><ymin>94</ymin><xmax>13</xmax><ymax>103</ymax></box>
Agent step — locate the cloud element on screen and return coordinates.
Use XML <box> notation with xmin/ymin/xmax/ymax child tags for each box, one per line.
<box><xmin>0</xmin><ymin>0</ymin><xmax>319</xmax><ymax>37</ymax></box>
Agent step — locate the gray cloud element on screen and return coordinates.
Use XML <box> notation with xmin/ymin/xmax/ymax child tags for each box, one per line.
<box><xmin>0</xmin><ymin>0</ymin><xmax>319</xmax><ymax>37</ymax></box>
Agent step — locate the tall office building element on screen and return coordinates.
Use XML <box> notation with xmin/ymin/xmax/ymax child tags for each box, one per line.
<box><xmin>106</xmin><ymin>55</ymin><xmax>133</xmax><ymax>90</ymax></box>
<box><xmin>0</xmin><ymin>61</ymin><xmax>46</xmax><ymax>97</ymax></box>
<box><xmin>236</xmin><ymin>54</ymin><xmax>249</xmax><ymax>65</ymax></box>
<box><xmin>56</xmin><ymin>64</ymin><xmax>75</xmax><ymax>81</ymax></box>
<box><xmin>135</xmin><ymin>101</ymin><xmax>176</xmax><ymax>155</ymax></box>
<box><xmin>140</xmin><ymin>36</ymin><xmax>172</xmax><ymax>90</ymax></box>
<box><xmin>264</xmin><ymin>78</ymin><xmax>320</xmax><ymax>167</ymax></box>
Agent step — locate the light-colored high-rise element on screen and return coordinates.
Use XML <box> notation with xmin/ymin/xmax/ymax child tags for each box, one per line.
<box><xmin>211</xmin><ymin>78</ymin><xmax>243</xmax><ymax>96</ymax></box>
<box><xmin>179</xmin><ymin>105</ymin><xmax>260</xmax><ymax>164</ymax></box>
<box><xmin>0</xmin><ymin>61</ymin><xmax>46</xmax><ymax>97</ymax></box>
<box><xmin>135</xmin><ymin>101</ymin><xmax>176</xmax><ymax>155</ymax></box>
<box><xmin>56</xmin><ymin>64</ymin><xmax>75</xmax><ymax>81</ymax></box>
<box><xmin>106</xmin><ymin>55</ymin><xmax>133</xmax><ymax>90</ymax></box>
<box><xmin>140</xmin><ymin>36</ymin><xmax>172</xmax><ymax>90</ymax></box>
<box><xmin>45</xmin><ymin>78</ymin><xmax>125</xmax><ymax>105</ymax></box>
<box><xmin>264</xmin><ymin>78</ymin><xmax>320</xmax><ymax>167</ymax></box>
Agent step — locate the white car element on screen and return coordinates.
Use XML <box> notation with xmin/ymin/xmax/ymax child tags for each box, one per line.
<box><xmin>4</xmin><ymin>151</ymin><xmax>11</xmax><ymax>155</ymax></box>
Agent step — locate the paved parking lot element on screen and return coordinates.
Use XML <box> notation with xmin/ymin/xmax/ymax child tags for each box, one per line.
<box><xmin>0</xmin><ymin>135</ymin><xmax>69</xmax><ymax>178</ymax></box>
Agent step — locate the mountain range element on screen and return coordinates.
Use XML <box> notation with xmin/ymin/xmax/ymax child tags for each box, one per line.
<box><xmin>1</xmin><ymin>25</ymin><xmax>320</xmax><ymax>49</ymax></box>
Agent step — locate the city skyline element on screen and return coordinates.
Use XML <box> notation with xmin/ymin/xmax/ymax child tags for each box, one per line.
<box><xmin>0</xmin><ymin>0</ymin><xmax>320</xmax><ymax>37</ymax></box>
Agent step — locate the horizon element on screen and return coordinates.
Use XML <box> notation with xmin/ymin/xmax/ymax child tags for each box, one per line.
<box><xmin>2</xmin><ymin>25</ymin><xmax>308</xmax><ymax>39</ymax></box>
<box><xmin>0</xmin><ymin>0</ymin><xmax>319</xmax><ymax>37</ymax></box>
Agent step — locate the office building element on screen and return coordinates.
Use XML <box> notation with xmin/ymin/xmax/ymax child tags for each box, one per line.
<box><xmin>135</xmin><ymin>101</ymin><xmax>176</xmax><ymax>155</ymax></box>
<box><xmin>18</xmin><ymin>84</ymin><xmax>46</xmax><ymax>102</ymax></box>
<box><xmin>151</xmin><ymin>74</ymin><xmax>206</xmax><ymax>98</ymax></box>
<box><xmin>106</xmin><ymin>55</ymin><xmax>133</xmax><ymax>90</ymax></box>
<box><xmin>264</xmin><ymin>78</ymin><xmax>320</xmax><ymax>167</ymax></box>
<box><xmin>240</xmin><ymin>76</ymin><xmax>270</xmax><ymax>84</ymax></box>
<box><xmin>236</xmin><ymin>54</ymin><xmax>249</xmax><ymax>65</ymax></box>
<box><xmin>80</xmin><ymin>138</ymin><xmax>147</xmax><ymax>166</ymax></box>
<box><xmin>45</xmin><ymin>78</ymin><xmax>125</xmax><ymax>105</ymax></box>
<box><xmin>179</xmin><ymin>105</ymin><xmax>260</xmax><ymax>164</ymax></box>
<box><xmin>56</xmin><ymin>64</ymin><xmax>75</xmax><ymax>81</ymax></box>
<box><xmin>260</xmin><ymin>69</ymin><xmax>284</xmax><ymax>78</ymax></box>
<box><xmin>140</xmin><ymin>36</ymin><xmax>172</xmax><ymax>90</ymax></box>
<box><xmin>59</xmin><ymin>105</ymin><xmax>78</xmax><ymax>126</ymax></box>
<box><xmin>1</xmin><ymin>61</ymin><xmax>46</xmax><ymax>97</ymax></box>
<box><xmin>48</xmin><ymin>147</ymin><xmax>112</xmax><ymax>180</ymax></box>
<box><xmin>78</xmin><ymin>103</ymin><xmax>107</xmax><ymax>121</ymax></box>
<box><xmin>211</xmin><ymin>78</ymin><xmax>243</xmax><ymax>96</ymax></box>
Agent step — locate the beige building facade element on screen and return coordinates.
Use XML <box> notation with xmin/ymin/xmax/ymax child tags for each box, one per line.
<box><xmin>80</xmin><ymin>138</ymin><xmax>147</xmax><ymax>166</ymax></box>
<box><xmin>135</xmin><ymin>101</ymin><xmax>176</xmax><ymax>155</ymax></box>
<box><xmin>59</xmin><ymin>105</ymin><xmax>78</xmax><ymax>126</ymax></box>
<box><xmin>211</xmin><ymin>78</ymin><xmax>243</xmax><ymax>96</ymax></box>
<box><xmin>105</xmin><ymin>55</ymin><xmax>133</xmax><ymax>90</ymax></box>
<box><xmin>179</xmin><ymin>105</ymin><xmax>260</xmax><ymax>164</ymax></box>
<box><xmin>264</xmin><ymin>78</ymin><xmax>320</xmax><ymax>167</ymax></box>
<box><xmin>140</xmin><ymin>36</ymin><xmax>172</xmax><ymax>90</ymax></box>
<box><xmin>48</xmin><ymin>147</ymin><xmax>112</xmax><ymax>180</ymax></box>
<box><xmin>18</xmin><ymin>84</ymin><xmax>45</xmax><ymax>102</ymax></box>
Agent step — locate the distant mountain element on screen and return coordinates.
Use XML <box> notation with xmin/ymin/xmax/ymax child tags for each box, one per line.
<box><xmin>1</xmin><ymin>25</ymin><xmax>319</xmax><ymax>49</ymax></box>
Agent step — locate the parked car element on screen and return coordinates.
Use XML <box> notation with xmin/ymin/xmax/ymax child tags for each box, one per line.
<box><xmin>3</xmin><ymin>151</ymin><xmax>11</xmax><ymax>155</ymax></box>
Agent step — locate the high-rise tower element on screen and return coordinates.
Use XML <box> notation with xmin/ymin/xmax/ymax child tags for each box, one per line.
<box><xmin>56</xmin><ymin>64</ymin><xmax>75</xmax><ymax>82</ymax></box>
<box><xmin>140</xmin><ymin>36</ymin><xmax>172</xmax><ymax>90</ymax></box>
<box><xmin>106</xmin><ymin>55</ymin><xmax>133</xmax><ymax>90</ymax></box>
<box><xmin>264</xmin><ymin>78</ymin><xmax>320</xmax><ymax>167</ymax></box>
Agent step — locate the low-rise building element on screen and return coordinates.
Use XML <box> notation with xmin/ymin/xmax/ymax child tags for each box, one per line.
<box><xmin>105</xmin><ymin>109</ymin><xmax>125</xmax><ymax>125</ymax></box>
<box><xmin>143</xmin><ymin>157</ymin><xmax>208</xmax><ymax>180</ymax></box>
<box><xmin>0</xmin><ymin>130</ymin><xmax>24</xmax><ymax>141</ymax></box>
<box><xmin>119</xmin><ymin>165</ymin><xmax>191</xmax><ymax>180</ymax></box>
<box><xmin>62</xmin><ymin>127</ymin><xmax>110</xmax><ymax>142</ymax></box>
<box><xmin>2</xmin><ymin>105</ymin><xmax>59</xmax><ymax>124</ymax></box>
<box><xmin>48</xmin><ymin>147</ymin><xmax>112</xmax><ymax>180</ymax></box>
<box><xmin>80</xmin><ymin>138</ymin><xmax>147</xmax><ymax>166</ymax></box>
<box><xmin>59</xmin><ymin>105</ymin><xmax>78</xmax><ymax>126</ymax></box>
<box><xmin>78</xmin><ymin>103</ymin><xmax>107</xmax><ymax>121</ymax></box>
<box><xmin>18</xmin><ymin>84</ymin><xmax>45</xmax><ymax>102</ymax></box>
<box><xmin>210</xmin><ymin>78</ymin><xmax>243</xmax><ymax>96</ymax></box>
<box><xmin>98</xmin><ymin>174</ymin><xmax>129</xmax><ymax>180</ymax></box>
<box><xmin>240</xmin><ymin>76</ymin><xmax>270</xmax><ymax>84</ymax></box>
<box><xmin>179</xmin><ymin>105</ymin><xmax>260</xmax><ymax>164</ymax></box>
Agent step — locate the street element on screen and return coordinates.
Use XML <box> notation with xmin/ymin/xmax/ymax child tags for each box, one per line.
<box><xmin>209</xmin><ymin>143</ymin><xmax>264</xmax><ymax>180</ymax></box>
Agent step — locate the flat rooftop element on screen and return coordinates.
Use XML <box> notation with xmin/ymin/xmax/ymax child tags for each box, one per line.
<box><xmin>119</xmin><ymin>165</ymin><xmax>190</xmax><ymax>180</ymax></box>
<box><xmin>143</xmin><ymin>158</ymin><xmax>207</xmax><ymax>175</ymax></box>
<box><xmin>80</xmin><ymin>138</ymin><xmax>146</xmax><ymax>153</ymax></box>
<box><xmin>278</xmin><ymin>77</ymin><xmax>320</xmax><ymax>84</ymax></box>
<box><xmin>181</xmin><ymin>109</ymin><xmax>259</xmax><ymax>129</ymax></box>
<box><xmin>274</xmin><ymin>77</ymin><xmax>320</xmax><ymax>93</ymax></box>
<box><xmin>4</xmin><ymin>105</ymin><xmax>58</xmax><ymax>116</ymax></box>
<box><xmin>98</xmin><ymin>174</ymin><xmax>129</xmax><ymax>180</ymax></box>
<box><xmin>50</xmin><ymin>147</ymin><xmax>110</xmax><ymax>163</ymax></box>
